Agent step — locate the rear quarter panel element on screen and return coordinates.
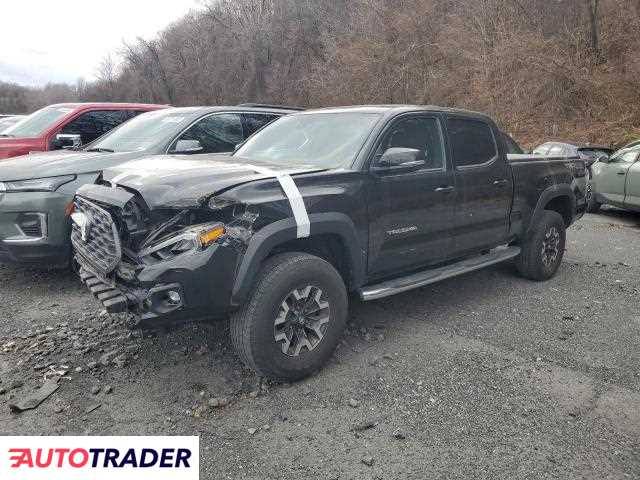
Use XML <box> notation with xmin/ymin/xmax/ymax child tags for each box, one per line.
<box><xmin>508</xmin><ymin>155</ymin><xmax>585</xmax><ymax>238</ymax></box>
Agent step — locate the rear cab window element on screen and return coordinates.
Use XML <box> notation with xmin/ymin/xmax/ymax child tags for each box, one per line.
<box><xmin>447</xmin><ymin>118</ymin><xmax>498</xmax><ymax>168</ymax></box>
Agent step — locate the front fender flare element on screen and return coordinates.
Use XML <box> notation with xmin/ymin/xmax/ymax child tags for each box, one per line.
<box><xmin>231</xmin><ymin>213</ymin><xmax>365</xmax><ymax>306</ymax></box>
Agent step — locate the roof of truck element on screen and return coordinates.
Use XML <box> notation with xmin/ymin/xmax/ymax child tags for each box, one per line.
<box><xmin>299</xmin><ymin>104</ymin><xmax>492</xmax><ymax>119</ymax></box>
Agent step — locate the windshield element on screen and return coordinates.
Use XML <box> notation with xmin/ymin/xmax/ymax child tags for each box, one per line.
<box><xmin>87</xmin><ymin>109</ymin><xmax>189</xmax><ymax>152</ymax></box>
<box><xmin>2</xmin><ymin>106</ymin><xmax>72</xmax><ymax>137</ymax></box>
<box><xmin>0</xmin><ymin>117</ymin><xmax>22</xmax><ymax>133</ymax></box>
<box><xmin>234</xmin><ymin>112</ymin><xmax>381</xmax><ymax>168</ymax></box>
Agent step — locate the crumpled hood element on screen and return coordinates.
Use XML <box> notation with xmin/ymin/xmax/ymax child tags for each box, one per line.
<box><xmin>101</xmin><ymin>154</ymin><xmax>320</xmax><ymax>208</ymax></box>
<box><xmin>0</xmin><ymin>149</ymin><xmax>148</xmax><ymax>181</ymax></box>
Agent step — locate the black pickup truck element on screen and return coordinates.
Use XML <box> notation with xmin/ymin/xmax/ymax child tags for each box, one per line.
<box><xmin>71</xmin><ymin>106</ymin><xmax>587</xmax><ymax>380</ymax></box>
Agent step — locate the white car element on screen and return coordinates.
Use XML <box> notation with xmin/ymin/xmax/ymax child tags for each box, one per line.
<box><xmin>588</xmin><ymin>146</ymin><xmax>640</xmax><ymax>213</ymax></box>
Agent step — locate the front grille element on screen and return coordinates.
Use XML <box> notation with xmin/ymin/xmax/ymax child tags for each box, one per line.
<box><xmin>71</xmin><ymin>196</ymin><xmax>122</xmax><ymax>274</ymax></box>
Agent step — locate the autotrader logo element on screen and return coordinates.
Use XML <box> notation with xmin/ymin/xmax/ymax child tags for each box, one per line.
<box><xmin>1</xmin><ymin>436</ymin><xmax>199</xmax><ymax>480</ymax></box>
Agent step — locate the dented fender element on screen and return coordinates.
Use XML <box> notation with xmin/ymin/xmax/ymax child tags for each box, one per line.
<box><xmin>230</xmin><ymin>212</ymin><xmax>366</xmax><ymax>306</ymax></box>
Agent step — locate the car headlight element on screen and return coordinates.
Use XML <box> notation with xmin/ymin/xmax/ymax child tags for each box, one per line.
<box><xmin>0</xmin><ymin>175</ymin><xmax>76</xmax><ymax>192</ymax></box>
<box><xmin>139</xmin><ymin>223</ymin><xmax>226</xmax><ymax>260</ymax></box>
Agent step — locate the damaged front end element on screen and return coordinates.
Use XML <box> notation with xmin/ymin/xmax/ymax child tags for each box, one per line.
<box><xmin>71</xmin><ymin>181</ymin><xmax>262</xmax><ymax>325</ymax></box>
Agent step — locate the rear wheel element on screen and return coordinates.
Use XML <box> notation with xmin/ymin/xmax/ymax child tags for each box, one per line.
<box><xmin>515</xmin><ymin>211</ymin><xmax>566</xmax><ymax>281</ymax></box>
<box><xmin>230</xmin><ymin>252</ymin><xmax>348</xmax><ymax>381</ymax></box>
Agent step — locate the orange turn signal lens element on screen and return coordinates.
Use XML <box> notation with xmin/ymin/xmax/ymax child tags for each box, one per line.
<box><xmin>198</xmin><ymin>225</ymin><xmax>225</xmax><ymax>247</ymax></box>
<box><xmin>64</xmin><ymin>201</ymin><xmax>75</xmax><ymax>217</ymax></box>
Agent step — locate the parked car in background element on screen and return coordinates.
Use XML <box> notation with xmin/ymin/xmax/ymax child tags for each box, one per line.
<box><xmin>533</xmin><ymin>141</ymin><xmax>613</xmax><ymax>206</ymax></box>
<box><xmin>72</xmin><ymin>105</ymin><xmax>586</xmax><ymax>380</ymax></box>
<box><xmin>0</xmin><ymin>105</ymin><xmax>298</xmax><ymax>267</ymax></box>
<box><xmin>622</xmin><ymin>139</ymin><xmax>640</xmax><ymax>150</ymax></box>
<box><xmin>533</xmin><ymin>141</ymin><xmax>613</xmax><ymax>166</ymax></box>
<box><xmin>0</xmin><ymin>103</ymin><xmax>167</xmax><ymax>160</ymax></box>
<box><xmin>0</xmin><ymin>115</ymin><xmax>26</xmax><ymax>132</ymax></box>
<box><xmin>587</xmin><ymin>145</ymin><xmax>640</xmax><ymax>213</ymax></box>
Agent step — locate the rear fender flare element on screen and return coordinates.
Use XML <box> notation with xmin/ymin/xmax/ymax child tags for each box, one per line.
<box><xmin>527</xmin><ymin>184</ymin><xmax>576</xmax><ymax>235</ymax></box>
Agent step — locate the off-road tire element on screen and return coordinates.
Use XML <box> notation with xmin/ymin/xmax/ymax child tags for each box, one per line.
<box><xmin>515</xmin><ymin>210</ymin><xmax>566</xmax><ymax>281</ymax></box>
<box><xmin>230</xmin><ymin>252</ymin><xmax>348</xmax><ymax>381</ymax></box>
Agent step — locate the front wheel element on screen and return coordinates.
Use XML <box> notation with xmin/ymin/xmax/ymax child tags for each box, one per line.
<box><xmin>515</xmin><ymin>211</ymin><xmax>566</xmax><ymax>281</ymax></box>
<box><xmin>230</xmin><ymin>252</ymin><xmax>348</xmax><ymax>381</ymax></box>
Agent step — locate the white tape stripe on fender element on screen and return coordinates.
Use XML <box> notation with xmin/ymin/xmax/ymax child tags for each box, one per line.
<box><xmin>247</xmin><ymin>165</ymin><xmax>311</xmax><ymax>238</ymax></box>
<box><xmin>277</xmin><ymin>174</ymin><xmax>311</xmax><ymax>238</ymax></box>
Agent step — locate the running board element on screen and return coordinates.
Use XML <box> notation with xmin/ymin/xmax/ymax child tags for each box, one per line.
<box><xmin>359</xmin><ymin>246</ymin><xmax>521</xmax><ymax>301</ymax></box>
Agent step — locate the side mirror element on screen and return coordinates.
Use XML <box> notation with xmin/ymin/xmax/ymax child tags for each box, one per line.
<box><xmin>52</xmin><ymin>133</ymin><xmax>82</xmax><ymax>150</ymax></box>
<box><xmin>596</xmin><ymin>154</ymin><xmax>609</xmax><ymax>163</ymax></box>
<box><xmin>173</xmin><ymin>139</ymin><xmax>204</xmax><ymax>154</ymax></box>
<box><xmin>373</xmin><ymin>147</ymin><xmax>425</xmax><ymax>172</ymax></box>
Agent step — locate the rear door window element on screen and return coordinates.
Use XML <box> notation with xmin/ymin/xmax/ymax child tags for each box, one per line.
<box><xmin>447</xmin><ymin>118</ymin><xmax>497</xmax><ymax>168</ymax></box>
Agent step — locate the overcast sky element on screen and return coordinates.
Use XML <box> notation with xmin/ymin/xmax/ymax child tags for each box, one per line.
<box><xmin>0</xmin><ymin>0</ymin><xmax>203</xmax><ymax>87</ymax></box>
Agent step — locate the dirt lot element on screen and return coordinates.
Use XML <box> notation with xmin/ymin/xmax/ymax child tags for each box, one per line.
<box><xmin>1</xmin><ymin>209</ymin><xmax>639</xmax><ymax>479</ymax></box>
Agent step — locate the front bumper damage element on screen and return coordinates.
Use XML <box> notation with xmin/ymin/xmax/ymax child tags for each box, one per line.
<box><xmin>71</xmin><ymin>184</ymin><xmax>255</xmax><ymax>325</ymax></box>
<box><xmin>75</xmin><ymin>240</ymin><xmax>242</xmax><ymax>324</ymax></box>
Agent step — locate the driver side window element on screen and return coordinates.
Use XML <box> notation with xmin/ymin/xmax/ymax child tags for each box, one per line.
<box><xmin>374</xmin><ymin>116</ymin><xmax>445</xmax><ymax>170</ymax></box>
<box><xmin>174</xmin><ymin>113</ymin><xmax>243</xmax><ymax>154</ymax></box>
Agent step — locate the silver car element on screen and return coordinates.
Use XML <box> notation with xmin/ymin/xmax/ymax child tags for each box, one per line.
<box><xmin>588</xmin><ymin>146</ymin><xmax>640</xmax><ymax>213</ymax></box>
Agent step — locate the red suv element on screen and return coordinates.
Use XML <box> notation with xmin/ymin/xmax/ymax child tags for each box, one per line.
<box><xmin>0</xmin><ymin>103</ymin><xmax>168</xmax><ymax>160</ymax></box>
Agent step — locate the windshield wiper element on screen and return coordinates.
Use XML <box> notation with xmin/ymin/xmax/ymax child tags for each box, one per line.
<box><xmin>85</xmin><ymin>147</ymin><xmax>115</xmax><ymax>153</ymax></box>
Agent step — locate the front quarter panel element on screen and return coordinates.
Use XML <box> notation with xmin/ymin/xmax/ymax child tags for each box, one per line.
<box><xmin>222</xmin><ymin>170</ymin><xmax>370</xmax><ymax>305</ymax></box>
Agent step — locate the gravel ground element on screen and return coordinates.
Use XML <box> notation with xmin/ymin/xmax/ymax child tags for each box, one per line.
<box><xmin>1</xmin><ymin>208</ymin><xmax>639</xmax><ymax>479</ymax></box>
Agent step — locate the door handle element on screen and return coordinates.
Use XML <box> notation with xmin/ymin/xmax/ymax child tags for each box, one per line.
<box><xmin>434</xmin><ymin>186</ymin><xmax>454</xmax><ymax>193</ymax></box>
<box><xmin>493</xmin><ymin>179</ymin><xmax>509</xmax><ymax>186</ymax></box>
<box><xmin>617</xmin><ymin>171</ymin><xmax>626</xmax><ymax>176</ymax></box>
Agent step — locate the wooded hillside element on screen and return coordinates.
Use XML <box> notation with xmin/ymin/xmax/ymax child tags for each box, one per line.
<box><xmin>2</xmin><ymin>0</ymin><xmax>640</xmax><ymax>147</ymax></box>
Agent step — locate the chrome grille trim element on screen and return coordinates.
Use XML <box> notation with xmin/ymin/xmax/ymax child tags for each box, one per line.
<box><xmin>71</xmin><ymin>196</ymin><xmax>122</xmax><ymax>274</ymax></box>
